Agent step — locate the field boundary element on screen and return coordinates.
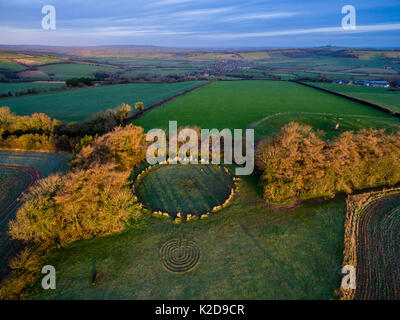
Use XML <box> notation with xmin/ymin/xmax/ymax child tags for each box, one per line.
<box><xmin>126</xmin><ymin>80</ymin><xmax>214</xmax><ymax>122</ymax></box>
<box><xmin>341</xmin><ymin>187</ymin><xmax>400</xmax><ymax>300</ymax></box>
<box><xmin>295</xmin><ymin>81</ymin><xmax>400</xmax><ymax>118</ymax></box>
<box><xmin>247</xmin><ymin>111</ymin><xmax>399</xmax><ymax>131</ymax></box>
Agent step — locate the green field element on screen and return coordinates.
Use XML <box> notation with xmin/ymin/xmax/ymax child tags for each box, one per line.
<box><xmin>38</xmin><ymin>63</ymin><xmax>121</xmax><ymax>79</ymax></box>
<box><xmin>29</xmin><ymin>172</ymin><xmax>345</xmax><ymax>300</ymax></box>
<box><xmin>0</xmin><ymin>82</ymin><xmax>65</xmax><ymax>95</ymax></box>
<box><xmin>0</xmin><ymin>81</ymin><xmax>204</xmax><ymax>122</ymax></box>
<box><xmin>137</xmin><ymin>165</ymin><xmax>234</xmax><ymax>215</ymax></box>
<box><xmin>0</xmin><ymin>60</ymin><xmax>27</xmax><ymax>71</ymax></box>
<box><xmin>251</xmin><ymin>113</ymin><xmax>400</xmax><ymax>140</ymax></box>
<box><xmin>134</xmin><ymin>80</ymin><xmax>391</xmax><ymax>132</ymax></box>
<box><xmin>310</xmin><ymin>82</ymin><xmax>400</xmax><ymax>113</ymax></box>
<box><xmin>123</xmin><ymin>68</ymin><xmax>193</xmax><ymax>76</ymax></box>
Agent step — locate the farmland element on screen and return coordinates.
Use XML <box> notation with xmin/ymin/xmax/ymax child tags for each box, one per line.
<box><xmin>37</xmin><ymin>63</ymin><xmax>121</xmax><ymax>79</ymax></box>
<box><xmin>251</xmin><ymin>113</ymin><xmax>400</xmax><ymax>140</ymax></box>
<box><xmin>1</xmin><ymin>46</ymin><xmax>399</xmax><ymax>301</ymax></box>
<box><xmin>308</xmin><ymin>82</ymin><xmax>400</xmax><ymax>113</ymax></box>
<box><xmin>137</xmin><ymin>165</ymin><xmax>234</xmax><ymax>216</ymax></box>
<box><xmin>343</xmin><ymin>190</ymin><xmax>400</xmax><ymax>300</ymax></box>
<box><xmin>0</xmin><ymin>82</ymin><xmax>65</xmax><ymax>95</ymax></box>
<box><xmin>0</xmin><ymin>150</ymin><xmax>70</xmax><ymax>175</ymax></box>
<box><xmin>134</xmin><ymin>80</ymin><xmax>391</xmax><ymax>132</ymax></box>
<box><xmin>0</xmin><ymin>151</ymin><xmax>70</xmax><ymax>279</ymax></box>
<box><xmin>0</xmin><ymin>81</ymin><xmax>205</xmax><ymax>122</ymax></box>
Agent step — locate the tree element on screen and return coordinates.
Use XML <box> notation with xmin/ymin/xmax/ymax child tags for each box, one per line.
<box><xmin>135</xmin><ymin>102</ymin><xmax>144</xmax><ymax>112</ymax></box>
<box><xmin>72</xmin><ymin>124</ymin><xmax>147</xmax><ymax>171</ymax></box>
<box><xmin>9</xmin><ymin>165</ymin><xmax>142</xmax><ymax>247</ymax></box>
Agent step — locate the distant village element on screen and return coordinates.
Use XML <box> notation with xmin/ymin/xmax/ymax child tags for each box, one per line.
<box><xmin>332</xmin><ymin>79</ymin><xmax>399</xmax><ymax>88</ymax></box>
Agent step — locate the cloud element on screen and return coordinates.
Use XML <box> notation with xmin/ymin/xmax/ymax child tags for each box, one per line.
<box><xmin>150</xmin><ymin>0</ymin><xmax>193</xmax><ymax>5</ymax></box>
<box><xmin>195</xmin><ymin>23</ymin><xmax>400</xmax><ymax>39</ymax></box>
<box><xmin>221</xmin><ymin>12</ymin><xmax>298</xmax><ymax>22</ymax></box>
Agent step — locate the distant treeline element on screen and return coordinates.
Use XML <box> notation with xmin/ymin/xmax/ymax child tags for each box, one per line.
<box><xmin>0</xmin><ymin>104</ymin><xmax>133</xmax><ymax>152</ymax></box>
<box><xmin>0</xmin><ymin>85</ymin><xmax>67</xmax><ymax>98</ymax></box>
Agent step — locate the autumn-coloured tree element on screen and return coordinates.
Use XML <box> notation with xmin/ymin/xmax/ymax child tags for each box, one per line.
<box><xmin>72</xmin><ymin>124</ymin><xmax>146</xmax><ymax>171</ymax></box>
<box><xmin>134</xmin><ymin>102</ymin><xmax>144</xmax><ymax>112</ymax></box>
<box><xmin>9</xmin><ymin>165</ymin><xmax>142</xmax><ymax>247</ymax></box>
<box><xmin>256</xmin><ymin>122</ymin><xmax>400</xmax><ymax>204</ymax></box>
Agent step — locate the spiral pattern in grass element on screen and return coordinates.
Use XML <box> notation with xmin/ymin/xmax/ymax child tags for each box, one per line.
<box><xmin>160</xmin><ymin>239</ymin><xmax>200</xmax><ymax>273</ymax></box>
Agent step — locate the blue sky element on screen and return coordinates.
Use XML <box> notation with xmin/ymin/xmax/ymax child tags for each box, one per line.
<box><xmin>0</xmin><ymin>0</ymin><xmax>399</xmax><ymax>48</ymax></box>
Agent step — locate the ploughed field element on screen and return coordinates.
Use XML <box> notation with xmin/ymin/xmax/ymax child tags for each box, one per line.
<box><xmin>0</xmin><ymin>165</ymin><xmax>42</xmax><ymax>277</ymax></box>
<box><xmin>355</xmin><ymin>194</ymin><xmax>400</xmax><ymax>299</ymax></box>
<box><xmin>0</xmin><ymin>81</ymin><xmax>204</xmax><ymax>122</ymax></box>
<box><xmin>0</xmin><ymin>151</ymin><xmax>70</xmax><ymax>279</ymax></box>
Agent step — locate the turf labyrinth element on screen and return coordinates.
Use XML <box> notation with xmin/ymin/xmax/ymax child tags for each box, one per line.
<box><xmin>160</xmin><ymin>239</ymin><xmax>200</xmax><ymax>273</ymax></box>
<box><xmin>137</xmin><ymin>165</ymin><xmax>234</xmax><ymax>216</ymax></box>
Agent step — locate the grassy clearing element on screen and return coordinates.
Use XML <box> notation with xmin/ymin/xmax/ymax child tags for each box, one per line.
<box><xmin>137</xmin><ymin>165</ymin><xmax>234</xmax><ymax>215</ymax></box>
<box><xmin>28</xmin><ymin>172</ymin><xmax>345</xmax><ymax>300</ymax></box>
<box><xmin>134</xmin><ymin>81</ymin><xmax>390</xmax><ymax>132</ymax></box>
<box><xmin>1</xmin><ymin>81</ymin><xmax>204</xmax><ymax>122</ymax></box>
<box><xmin>0</xmin><ymin>82</ymin><xmax>65</xmax><ymax>95</ymax></box>
<box><xmin>251</xmin><ymin>113</ymin><xmax>400</xmax><ymax>140</ymax></box>
<box><xmin>309</xmin><ymin>83</ymin><xmax>400</xmax><ymax>113</ymax></box>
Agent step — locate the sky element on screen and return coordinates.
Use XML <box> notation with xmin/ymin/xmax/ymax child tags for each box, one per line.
<box><xmin>0</xmin><ymin>0</ymin><xmax>399</xmax><ymax>48</ymax></box>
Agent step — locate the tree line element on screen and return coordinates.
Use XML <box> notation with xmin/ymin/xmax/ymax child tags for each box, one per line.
<box><xmin>256</xmin><ymin>122</ymin><xmax>400</xmax><ymax>204</ymax></box>
<box><xmin>0</xmin><ymin>104</ymin><xmax>133</xmax><ymax>152</ymax></box>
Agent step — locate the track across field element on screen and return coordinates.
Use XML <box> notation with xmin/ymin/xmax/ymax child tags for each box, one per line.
<box><xmin>249</xmin><ymin>112</ymin><xmax>400</xmax><ymax>140</ymax></box>
<box><xmin>134</xmin><ymin>80</ymin><xmax>391</xmax><ymax>132</ymax></box>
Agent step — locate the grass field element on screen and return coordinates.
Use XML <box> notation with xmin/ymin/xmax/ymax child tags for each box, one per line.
<box><xmin>309</xmin><ymin>83</ymin><xmax>400</xmax><ymax>113</ymax></box>
<box><xmin>251</xmin><ymin>113</ymin><xmax>400</xmax><ymax>140</ymax></box>
<box><xmin>122</xmin><ymin>68</ymin><xmax>193</xmax><ymax>76</ymax></box>
<box><xmin>0</xmin><ymin>81</ymin><xmax>204</xmax><ymax>122</ymax></box>
<box><xmin>0</xmin><ymin>59</ymin><xmax>27</xmax><ymax>71</ymax></box>
<box><xmin>28</xmin><ymin>172</ymin><xmax>345</xmax><ymax>300</ymax></box>
<box><xmin>137</xmin><ymin>165</ymin><xmax>234</xmax><ymax>215</ymax></box>
<box><xmin>0</xmin><ymin>82</ymin><xmax>65</xmax><ymax>95</ymax></box>
<box><xmin>134</xmin><ymin>80</ymin><xmax>391</xmax><ymax>132</ymax></box>
<box><xmin>38</xmin><ymin>63</ymin><xmax>121</xmax><ymax>79</ymax></box>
